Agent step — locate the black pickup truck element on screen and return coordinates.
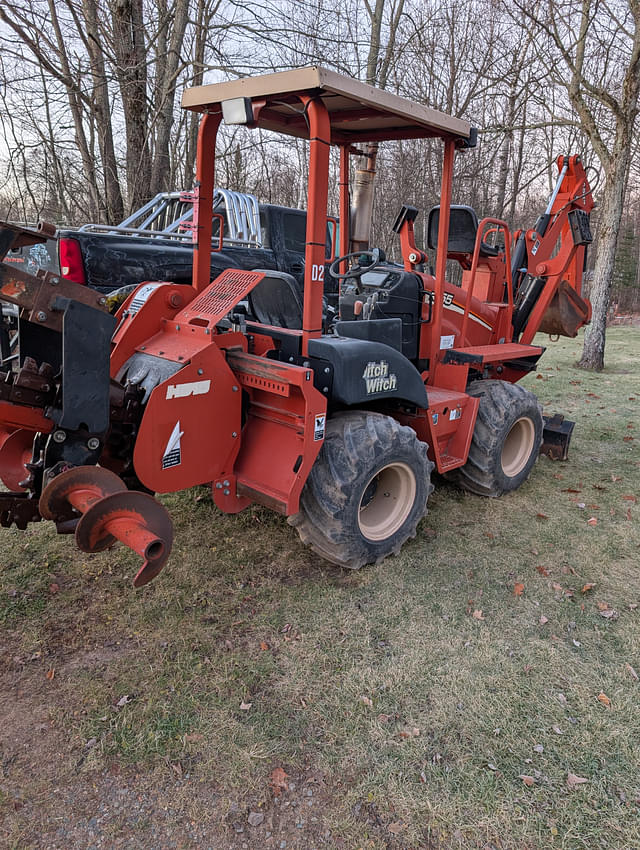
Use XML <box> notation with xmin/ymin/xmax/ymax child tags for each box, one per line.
<box><xmin>10</xmin><ymin>190</ymin><xmax>329</xmax><ymax>294</ymax></box>
<box><xmin>1</xmin><ymin>191</ymin><xmax>337</xmax><ymax>362</ymax></box>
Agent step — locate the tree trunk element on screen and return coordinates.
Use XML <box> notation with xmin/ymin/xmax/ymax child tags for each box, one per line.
<box><xmin>111</xmin><ymin>0</ymin><xmax>152</xmax><ymax>212</ymax></box>
<box><xmin>150</xmin><ymin>0</ymin><xmax>189</xmax><ymax>196</ymax></box>
<box><xmin>46</xmin><ymin>0</ymin><xmax>101</xmax><ymax>221</ymax></box>
<box><xmin>83</xmin><ymin>0</ymin><xmax>124</xmax><ymax>222</ymax></box>
<box><xmin>578</xmin><ymin>146</ymin><xmax>630</xmax><ymax>370</ymax></box>
<box><xmin>184</xmin><ymin>0</ymin><xmax>210</xmax><ymax>188</ymax></box>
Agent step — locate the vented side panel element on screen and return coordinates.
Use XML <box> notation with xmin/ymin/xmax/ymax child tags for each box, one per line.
<box><xmin>177</xmin><ymin>269</ymin><xmax>265</xmax><ymax>325</ymax></box>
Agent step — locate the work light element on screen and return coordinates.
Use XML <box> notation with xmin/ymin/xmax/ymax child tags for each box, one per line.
<box><xmin>221</xmin><ymin>97</ymin><xmax>254</xmax><ymax>125</ymax></box>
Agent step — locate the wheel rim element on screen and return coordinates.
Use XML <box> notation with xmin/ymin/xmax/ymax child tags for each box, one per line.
<box><xmin>358</xmin><ymin>462</ymin><xmax>416</xmax><ymax>542</ymax></box>
<box><xmin>501</xmin><ymin>416</ymin><xmax>535</xmax><ymax>478</ymax></box>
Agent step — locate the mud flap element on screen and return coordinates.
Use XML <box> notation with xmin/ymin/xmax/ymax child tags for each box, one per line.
<box><xmin>541</xmin><ymin>413</ymin><xmax>575</xmax><ymax>460</ymax></box>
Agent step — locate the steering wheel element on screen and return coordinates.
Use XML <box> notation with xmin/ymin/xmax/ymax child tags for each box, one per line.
<box><xmin>329</xmin><ymin>250</ymin><xmax>383</xmax><ymax>288</ymax></box>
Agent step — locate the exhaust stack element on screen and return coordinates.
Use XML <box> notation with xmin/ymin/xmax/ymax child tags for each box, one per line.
<box><xmin>350</xmin><ymin>143</ymin><xmax>378</xmax><ymax>252</ymax></box>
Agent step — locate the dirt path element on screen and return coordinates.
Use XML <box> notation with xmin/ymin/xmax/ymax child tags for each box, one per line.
<box><xmin>0</xmin><ymin>633</ymin><xmax>344</xmax><ymax>850</ymax></box>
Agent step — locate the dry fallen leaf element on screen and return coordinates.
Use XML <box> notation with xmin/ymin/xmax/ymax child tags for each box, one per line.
<box><xmin>581</xmin><ymin>583</ymin><xmax>596</xmax><ymax>594</ymax></box>
<box><xmin>472</xmin><ymin>609</ymin><xmax>485</xmax><ymax>620</ymax></box>
<box><xmin>49</xmin><ymin>582</ymin><xmax>60</xmax><ymax>594</ymax></box>
<box><xmin>597</xmin><ymin>692</ymin><xmax>612</xmax><ymax>708</ymax></box>
<box><xmin>240</xmin><ymin>701</ymin><xmax>252</xmax><ymax>711</ymax></box>
<box><xmin>513</xmin><ymin>582</ymin><xmax>524</xmax><ymax>597</ymax></box>
<box><xmin>45</xmin><ymin>669</ymin><xmax>55</xmax><ymax>681</ymax></box>
<box><xmin>536</xmin><ymin>512</ymin><xmax>549</xmax><ymax>520</ymax></box>
<box><xmin>519</xmin><ymin>774</ymin><xmax>535</xmax><ymax>786</ymax></box>
<box><xmin>270</xmin><ymin>766</ymin><xmax>289</xmax><ymax>796</ymax></box>
<box><xmin>552</xmin><ymin>582</ymin><xmax>563</xmax><ymax>592</ymax></box>
<box><xmin>398</xmin><ymin>726</ymin><xmax>420</xmax><ymax>739</ymax></box>
<box><xmin>587</xmin><ymin>517</ymin><xmax>598</xmax><ymax>526</ymax></box>
<box><xmin>115</xmin><ymin>694</ymin><xmax>132</xmax><ymax>708</ymax></box>
<box><xmin>360</xmin><ymin>695</ymin><xmax>373</xmax><ymax>707</ymax></box>
<box><xmin>536</xmin><ymin>565</ymin><xmax>550</xmax><ymax>577</ymax></box>
<box><xmin>622</xmin><ymin>494</ymin><xmax>637</xmax><ymax>503</ymax></box>
<box><xmin>597</xmin><ymin>602</ymin><xmax>618</xmax><ymax>620</ymax></box>
<box><xmin>388</xmin><ymin>821</ymin><xmax>405</xmax><ymax>835</ymax></box>
<box><xmin>184</xmin><ymin>733</ymin><xmax>204</xmax><ymax>743</ymax></box>
<box><xmin>612</xmin><ymin>474</ymin><xmax>622</xmax><ymax>482</ymax></box>
<box><xmin>567</xmin><ymin>772</ymin><xmax>589</xmax><ymax>789</ymax></box>
<box><xmin>539</xmin><ymin>615</ymin><xmax>549</xmax><ymax>625</ymax></box>
<box><xmin>625</xmin><ymin>663</ymin><xmax>639</xmax><ymax>681</ymax></box>
<box><xmin>260</xmin><ymin>641</ymin><xmax>269</xmax><ymax>651</ymax></box>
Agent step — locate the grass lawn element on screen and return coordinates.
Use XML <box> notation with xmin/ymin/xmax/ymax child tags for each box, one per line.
<box><xmin>1</xmin><ymin>327</ymin><xmax>639</xmax><ymax>849</ymax></box>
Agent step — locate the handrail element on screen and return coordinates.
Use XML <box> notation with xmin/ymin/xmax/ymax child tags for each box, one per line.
<box><xmin>459</xmin><ymin>217</ymin><xmax>513</xmax><ymax>344</ymax></box>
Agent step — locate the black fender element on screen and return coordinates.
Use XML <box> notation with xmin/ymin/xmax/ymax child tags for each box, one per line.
<box><xmin>308</xmin><ymin>336</ymin><xmax>428</xmax><ymax>408</ymax></box>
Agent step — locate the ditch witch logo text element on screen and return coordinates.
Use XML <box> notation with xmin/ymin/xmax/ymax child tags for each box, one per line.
<box><xmin>362</xmin><ymin>360</ymin><xmax>397</xmax><ymax>394</ymax></box>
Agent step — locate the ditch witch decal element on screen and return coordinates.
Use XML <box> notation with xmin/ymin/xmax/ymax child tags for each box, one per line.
<box><xmin>362</xmin><ymin>360</ymin><xmax>397</xmax><ymax>394</ymax></box>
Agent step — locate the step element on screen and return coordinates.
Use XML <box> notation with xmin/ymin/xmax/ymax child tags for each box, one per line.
<box><xmin>442</xmin><ymin>342</ymin><xmax>543</xmax><ymax>366</ymax></box>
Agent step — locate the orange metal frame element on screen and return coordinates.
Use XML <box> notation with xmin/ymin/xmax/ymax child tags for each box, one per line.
<box><xmin>0</xmin><ymin>76</ymin><xmax>597</xmax><ymax>586</ymax></box>
<box><xmin>92</xmin><ymin>80</ymin><xmax>597</xmax><ymax>525</ymax></box>
<box><xmin>182</xmin><ymin>94</ymin><xmax>593</xmax><ymax>483</ymax></box>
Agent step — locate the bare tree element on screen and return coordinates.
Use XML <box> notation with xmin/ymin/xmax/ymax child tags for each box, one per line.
<box><xmin>515</xmin><ymin>0</ymin><xmax>640</xmax><ymax>370</ymax></box>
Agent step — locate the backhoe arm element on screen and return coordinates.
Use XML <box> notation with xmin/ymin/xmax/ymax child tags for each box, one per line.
<box><xmin>511</xmin><ymin>155</ymin><xmax>594</xmax><ymax>342</ymax></box>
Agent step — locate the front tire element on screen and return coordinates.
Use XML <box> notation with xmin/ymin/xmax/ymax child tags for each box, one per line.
<box><xmin>446</xmin><ymin>380</ymin><xmax>543</xmax><ymax>497</ymax></box>
<box><xmin>290</xmin><ymin>411</ymin><xmax>434</xmax><ymax>568</ymax></box>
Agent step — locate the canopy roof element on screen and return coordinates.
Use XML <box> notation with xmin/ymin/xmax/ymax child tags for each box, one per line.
<box><xmin>181</xmin><ymin>66</ymin><xmax>471</xmax><ymax>145</ymax></box>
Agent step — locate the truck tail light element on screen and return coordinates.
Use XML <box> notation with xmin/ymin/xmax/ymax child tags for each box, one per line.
<box><xmin>59</xmin><ymin>237</ymin><xmax>86</xmax><ymax>284</ymax></box>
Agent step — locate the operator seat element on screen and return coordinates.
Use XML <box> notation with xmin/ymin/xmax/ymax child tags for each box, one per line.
<box><xmin>248</xmin><ymin>270</ymin><xmax>303</xmax><ymax>329</ymax></box>
<box><xmin>427</xmin><ymin>205</ymin><xmax>501</xmax><ymax>257</ymax></box>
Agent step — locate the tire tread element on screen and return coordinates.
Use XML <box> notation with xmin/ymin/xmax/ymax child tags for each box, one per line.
<box><xmin>290</xmin><ymin>411</ymin><xmax>434</xmax><ymax>568</ymax></box>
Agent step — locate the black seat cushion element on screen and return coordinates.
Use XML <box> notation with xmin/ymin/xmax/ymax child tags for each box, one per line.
<box><xmin>427</xmin><ymin>205</ymin><xmax>501</xmax><ymax>257</ymax></box>
<box><xmin>248</xmin><ymin>270</ymin><xmax>303</xmax><ymax>328</ymax></box>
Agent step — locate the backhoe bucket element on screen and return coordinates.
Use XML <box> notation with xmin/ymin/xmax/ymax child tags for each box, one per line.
<box><xmin>541</xmin><ymin>414</ymin><xmax>575</xmax><ymax>461</ymax></box>
<box><xmin>538</xmin><ymin>279</ymin><xmax>591</xmax><ymax>337</ymax></box>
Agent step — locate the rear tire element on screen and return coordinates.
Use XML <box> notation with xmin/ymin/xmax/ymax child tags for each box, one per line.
<box><xmin>289</xmin><ymin>411</ymin><xmax>434</xmax><ymax>568</ymax></box>
<box><xmin>446</xmin><ymin>380</ymin><xmax>543</xmax><ymax>497</ymax></box>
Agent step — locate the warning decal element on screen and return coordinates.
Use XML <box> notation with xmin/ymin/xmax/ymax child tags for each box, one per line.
<box><xmin>162</xmin><ymin>421</ymin><xmax>183</xmax><ymax>469</ymax></box>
